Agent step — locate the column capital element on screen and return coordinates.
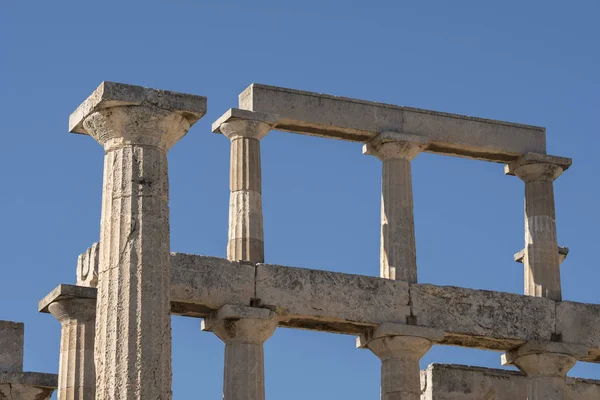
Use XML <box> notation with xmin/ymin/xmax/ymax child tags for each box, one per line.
<box><xmin>363</xmin><ymin>131</ymin><xmax>428</xmax><ymax>161</ymax></box>
<box><xmin>505</xmin><ymin>153</ymin><xmax>572</xmax><ymax>182</ymax></box>
<box><xmin>357</xmin><ymin>322</ymin><xmax>444</xmax><ymax>349</ymax></box>
<box><xmin>201</xmin><ymin>305</ymin><xmax>278</xmax><ymax>344</ymax></box>
<box><xmin>48</xmin><ymin>298</ymin><xmax>96</xmax><ymax>324</ymax></box>
<box><xmin>501</xmin><ymin>340</ymin><xmax>587</xmax><ymax>376</ymax></box>
<box><xmin>69</xmin><ymin>81</ymin><xmax>207</xmax><ymax>151</ymax></box>
<box><xmin>367</xmin><ymin>336</ymin><xmax>432</xmax><ymax>362</ymax></box>
<box><xmin>213</xmin><ymin>108</ymin><xmax>279</xmax><ymax>141</ymax></box>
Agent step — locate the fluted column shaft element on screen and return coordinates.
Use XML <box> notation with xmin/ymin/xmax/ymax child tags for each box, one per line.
<box><xmin>82</xmin><ymin>106</ymin><xmax>192</xmax><ymax>400</ymax></box>
<box><xmin>221</xmin><ymin>120</ymin><xmax>271</xmax><ymax>263</ymax></box>
<box><xmin>368</xmin><ymin>336</ymin><xmax>432</xmax><ymax>400</ymax></box>
<box><xmin>49</xmin><ymin>299</ymin><xmax>96</xmax><ymax>400</ymax></box>
<box><xmin>364</xmin><ymin>133</ymin><xmax>427</xmax><ymax>282</ymax></box>
<box><xmin>202</xmin><ymin>306</ymin><xmax>277</xmax><ymax>400</ymax></box>
<box><xmin>514</xmin><ymin>162</ymin><xmax>564</xmax><ymax>300</ymax></box>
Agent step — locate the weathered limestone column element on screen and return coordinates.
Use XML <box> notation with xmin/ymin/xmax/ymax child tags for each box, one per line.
<box><xmin>69</xmin><ymin>82</ymin><xmax>206</xmax><ymax>400</ymax></box>
<box><xmin>213</xmin><ymin>109</ymin><xmax>279</xmax><ymax>263</ymax></box>
<box><xmin>502</xmin><ymin>341</ymin><xmax>587</xmax><ymax>400</ymax></box>
<box><xmin>202</xmin><ymin>305</ymin><xmax>278</xmax><ymax>400</ymax></box>
<box><xmin>358</xmin><ymin>323</ymin><xmax>443</xmax><ymax>400</ymax></box>
<box><xmin>49</xmin><ymin>298</ymin><xmax>96</xmax><ymax>400</ymax></box>
<box><xmin>363</xmin><ymin>132</ymin><xmax>428</xmax><ymax>282</ymax></box>
<box><xmin>505</xmin><ymin>153</ymin><xmax>571</xmax><ymax>300</ymax></box>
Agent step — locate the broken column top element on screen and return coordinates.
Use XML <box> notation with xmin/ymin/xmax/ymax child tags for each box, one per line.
<box><xmin>69</xmin><ymin>81</ymin><xmax>208</xmax><ymax>135</ymax></box>
<box><xmin>238</xmin><ymin>83</ymin><xmax>547</xmax><ymax>163</ymax></box>
<box><xmin>0</xmin><ymin>320</ymin><xmax>24</xmax><ymax>372</ymax></box>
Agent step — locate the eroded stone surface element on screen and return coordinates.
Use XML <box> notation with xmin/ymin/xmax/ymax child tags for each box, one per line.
<box><xmin>557</xmin><ymin>301</ymin><xmax>600</xmax><ymax>362</ymax></box>
<box><xmin>420</xmin><ymin>364</ymin><xmax>600</xmax><ymax>400</ymax></box>
<box><xmin>76</xmin><ymin>242</ymin><xmax>99</xmax><ymax>287</ymax></box>
<box><xmin>410</xmin><ymin>284</ymin><xmax>555</xmax><ymax>349</ymax></box>
<box><xmin>256</xmin><ymin>263</ymin><xmax>410</xmax><ymax>332</ymax></box>
<box><xmin>0</xmin><ymin>321</ymin><xmax>24</xmax><ymax>372</ymax></box>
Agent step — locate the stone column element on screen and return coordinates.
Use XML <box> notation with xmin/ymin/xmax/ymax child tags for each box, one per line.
<box><xmin>213</xmin><ymin>109</ymin><xmax>279</xmax><ymax>263</ymax></box>
<box><xmin>69</xmin><ymin>82</ymin><xmax>206</xmax><ymax>400</ymax></box>
<box><xmin>358</xmin><ymin>323</ymin><xmax>443</xmax><ymax>400</ymax></box>
<box><xmin>363</xmin><ymin>132</ymin><xmax>428</xmax><ymax>282</ymax></box>
<box><xmin>502</xmin><ymin>341</ymin><xmax>587</xmax><ymax>400</ymax></box>
<box><xmin>49</xmin><ymin>298</ymin><xmax>96</xmax><ymax>400</ymax></box>
<box><xmin>505</xmin><ymin>153</ymin><xmax>571</xmax><ymax>300</ymax></box>
<box><xmin>202</xmin><ymin>305</ymin><xmax>278</xmax><ymax>400</ymax></box>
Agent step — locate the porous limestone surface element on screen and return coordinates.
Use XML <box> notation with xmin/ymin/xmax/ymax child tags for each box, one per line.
<box><xmin>255</xmin><ymin>263</ymin><xmax>410</xmax><ymax>333</ymax></box>
<box><xmin>420</xmin><ymin>363</ymin><xmax>600</xmax><ymax>400</ymax></box>
<box><xmin>69</xmin><ymin>81</ymin><xmax>207</xmax><ymax>134</ymax></box>
<box><xmin>557</xmin><ymin>301</ymin><xmax>600</xmax><ymax>362</ymax></box>
<box><xmin>410</xmin><ymin>284</ymin><xmax>556</xmax><ymax>350</ymax></box>
<box><xmin>0</xmin><ymin>321</ymin><xmax>24</xmax><ymax>372</ymax></box>
<box><xmin>238</xmin><ymin>83</ymin><xmax>546</xmax><ymax>162</ymax></box>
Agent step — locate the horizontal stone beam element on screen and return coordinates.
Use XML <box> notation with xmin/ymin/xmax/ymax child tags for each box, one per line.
<box><xmin>420</xmin><ymin>363</ymin><xmax>600</xmax><ymax>399</ymax></box>
<box><xmin>238</xmin><ymin>84</ymin><xmax>546</xmax><ymax>162</ymax></box>
<box><xmin>39</xmin><ymin>253</ymin><xmax>600</xmax><ymax>361</ymax></box>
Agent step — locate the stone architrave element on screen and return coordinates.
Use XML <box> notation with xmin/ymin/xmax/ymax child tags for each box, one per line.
<box><xmin>502</xmin><ymin>341</ymin><xmax>588</xmax><ymax>400</ymax></box>
<box><xmin>0</xmin><ymin>321</ymin><xmax>58</xmax><ymax>399</ymax></box>
<box><xmin>363</xmin><ymin>132</ymin><xmax>428</xmax><ymax>282</ymax></box>
<box><xmin>202</xmin><ymin>305</ymin><xmax>278</xmax><ymax>400</ymax></box>
<box><xmin>213</xmin><ymin>109</ymin><xmax>279</xmax><ymax>263</ymax></box>
<box><xmin>506</xmin><ymin>153</ymin><xmax>572</xmax><ymax>300</ymax></box>
<box><xmin>49</xmin><ymin>299</ymin><xmax>96</xmax><ymax>400</ymax></box>
<box><xmin>357</xmin><ymin>323</ymin><xmax>444</xmax><ymax>400</ymax></box>
<box><xmin>69</xmin><ymin>81</ymin><xmax>206</xmax><ymax>399</ymax></box>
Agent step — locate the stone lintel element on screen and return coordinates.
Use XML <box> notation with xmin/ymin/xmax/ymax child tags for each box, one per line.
<box><xmin>40</xmin><ymin>253</ymin><xmax>600</xmax><ymax>360</ymax></box>
<box><xmin>501</xmin><ymin>340</ymin><xmax>589</xmax><ymax>366</ymax></box>
<box><xmin>239</xmin><ymin>83</ymin><xmax>546</xmax><ymax>162</ymax></box>
<box><xmin>356</xmin><ymin>322</ymin><xmax>445</xmax><ymax>349</ymax></box>
<box><xmin>0</xmin><ymin>371</ymin><xmax>58</xmax><ymax>388</ymax></box>
<box><xmin>69</xmin><ymin>81</ymin><xmax>207</xmax><ymax>135</ymax></box>
<box><xmin>420</xmin><ymin>363</ymin><xmax>600</xmax><ymax>400</ymax></box>
<box><xmin>211</xmin><ymin>108</ymin><xmax>279</xmax><ymax>134</ymax></box>
<box><xmin>504</xmin><ymin>152</ymin><xmax>572</xmax><ymax>175</ymax></box>
<box><xmin>514</xmin><ymin>246</ymin><xmax>569</xmax><ymax>264</ymax></box>
<box><xmin>38</xmin><ymin>284</ymin><xmax>97</xmax><ymax>314</ymax></box>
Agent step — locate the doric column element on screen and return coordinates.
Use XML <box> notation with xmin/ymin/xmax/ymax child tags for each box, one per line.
<box><xmin>358</xmin><ymin>323</ymin><xmax>443</xmax><ymax>400</ymax></box>
<box><xmin>202</xmin><ymin>305</ymin><xmax>278</xmax><ymax>400</ymax></box>
<box><xmin>502</xmin><ymin>341</ymin><xmax>587</xmax><ymax>400</ymax></box>
<box><xmin>505</xmin><ymin>153</ymin><xmax>571</xmax><ymax>300</ymax></box>
<box><xmin>49</xmin><ymin>298</ymin><xmax>96</xmax><ymax>400</ymax></box>
<box><xmin>213</xmin><ymin>109</ymin><xmax>279</xmax><ymax>263</ymax></box>
<box><xmin>363</xmin><ymin>132</ymin><xmax>428</xmax><ymax>282</ymax></box>
<box><xmin>69</xmin><ymin>82</ymin><xmax>206</xmax><ymax>400</ymax></box>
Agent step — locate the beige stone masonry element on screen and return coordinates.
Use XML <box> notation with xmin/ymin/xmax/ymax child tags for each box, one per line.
<box><xmin>0</xmin><ymin>321</ymin><xmax>58</xmax><ymax>399</ymax></box>
<box><xmin>48</xmin><ymin>299</ymin><xmax>96</xmax><ymax>400</ymax></box>
<box><xmin>420</xmin><ymin>363</ymin><xmax>600</xmax><ymax>400</ymax></box>
<box><xmin>69</xmin><ymin>81</ymin><xmax>206</xmax><ymax>400</ymax></box>
<box><xmin>202</xmin><ymin>305</ymin><xmax>278</xmax><ymax>400</ymax></box>
<box><xmin>502</xmin><ymin>341</ymin><xmax>588</xmax><ymax>400</ymax></box>
<box><xmin>359</xmin><ymin>324</ymin><xmax>443</xmax><ymax>400</ymax></box>
<box><xmin>364</xmin><ymin>132</ymin><xmax>428</xmax><ymax>282</ymax></box>
<box><xmin>76</xmin><ymin>242</ymin><xmax>99</xmax><ymax>288</ymax></box>
<box><xmin>506</xmin><ymin>153</ymin><xmax>572</xmax><ymax>301</ymax></box>
<box><xmin>238</xmin><ymin>83</ymin><xmax>546</xmax><ymax>162</ymax></box>
<box><xmin>42</xmin><ymin>255</ymin><xmax>600</xmax><ymax>360</ymax></box>
<box><xmin>213</xmin><ymin>109</ymin><xmax>279</xmax><ymax>263</ymax></box>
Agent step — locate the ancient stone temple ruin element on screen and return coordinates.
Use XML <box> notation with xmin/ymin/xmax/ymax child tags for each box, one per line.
<box><xmin>2</xmin><ymin>81</ymin><xmax>600</xmax><ymax>399</ymax></box>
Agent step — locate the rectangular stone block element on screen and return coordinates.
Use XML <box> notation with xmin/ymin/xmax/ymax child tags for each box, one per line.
<box><xmin>239</xmin><ymin>84</ymin><xmax>546</xmax><ymax>162</ymax></box>
<box><xmin>557</xmin><ymin>301</ymin><xmax>600</xmax><ymax>362</ymax></box>
<box><xmin>0</xmin><ymin>321</ymin><xmax>24</xmax><ymax>372</ymax></box>
<box><xmin>420</xmin><ymin>363</ymin><xmax>600</xmax><ymax>400</ymax></box>
<box><xmin>170</xmin><ymin>253</ymin><xmax>255</xmax><ymax>317</ymax></box>
<box><xmin>256</xmin><ymin>264</ymin><xmax>410</xmax><ymax>334</ymax></box>
<box><xmin>410</xmin><ymin>284</ymin><xmax>555</xmax><ymax>350</ymax></box>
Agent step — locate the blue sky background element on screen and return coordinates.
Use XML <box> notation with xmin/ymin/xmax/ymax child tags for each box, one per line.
<box><xmin>1</xmin><ymin>1</ymin><xmax>599</xmax><ymax>398</ymax></box>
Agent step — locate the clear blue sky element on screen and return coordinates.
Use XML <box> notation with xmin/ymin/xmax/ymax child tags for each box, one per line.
<box><xmin>1</xmin><ymin>1</ymin><xmax>599</xmax><ymax>398</ymax></box>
